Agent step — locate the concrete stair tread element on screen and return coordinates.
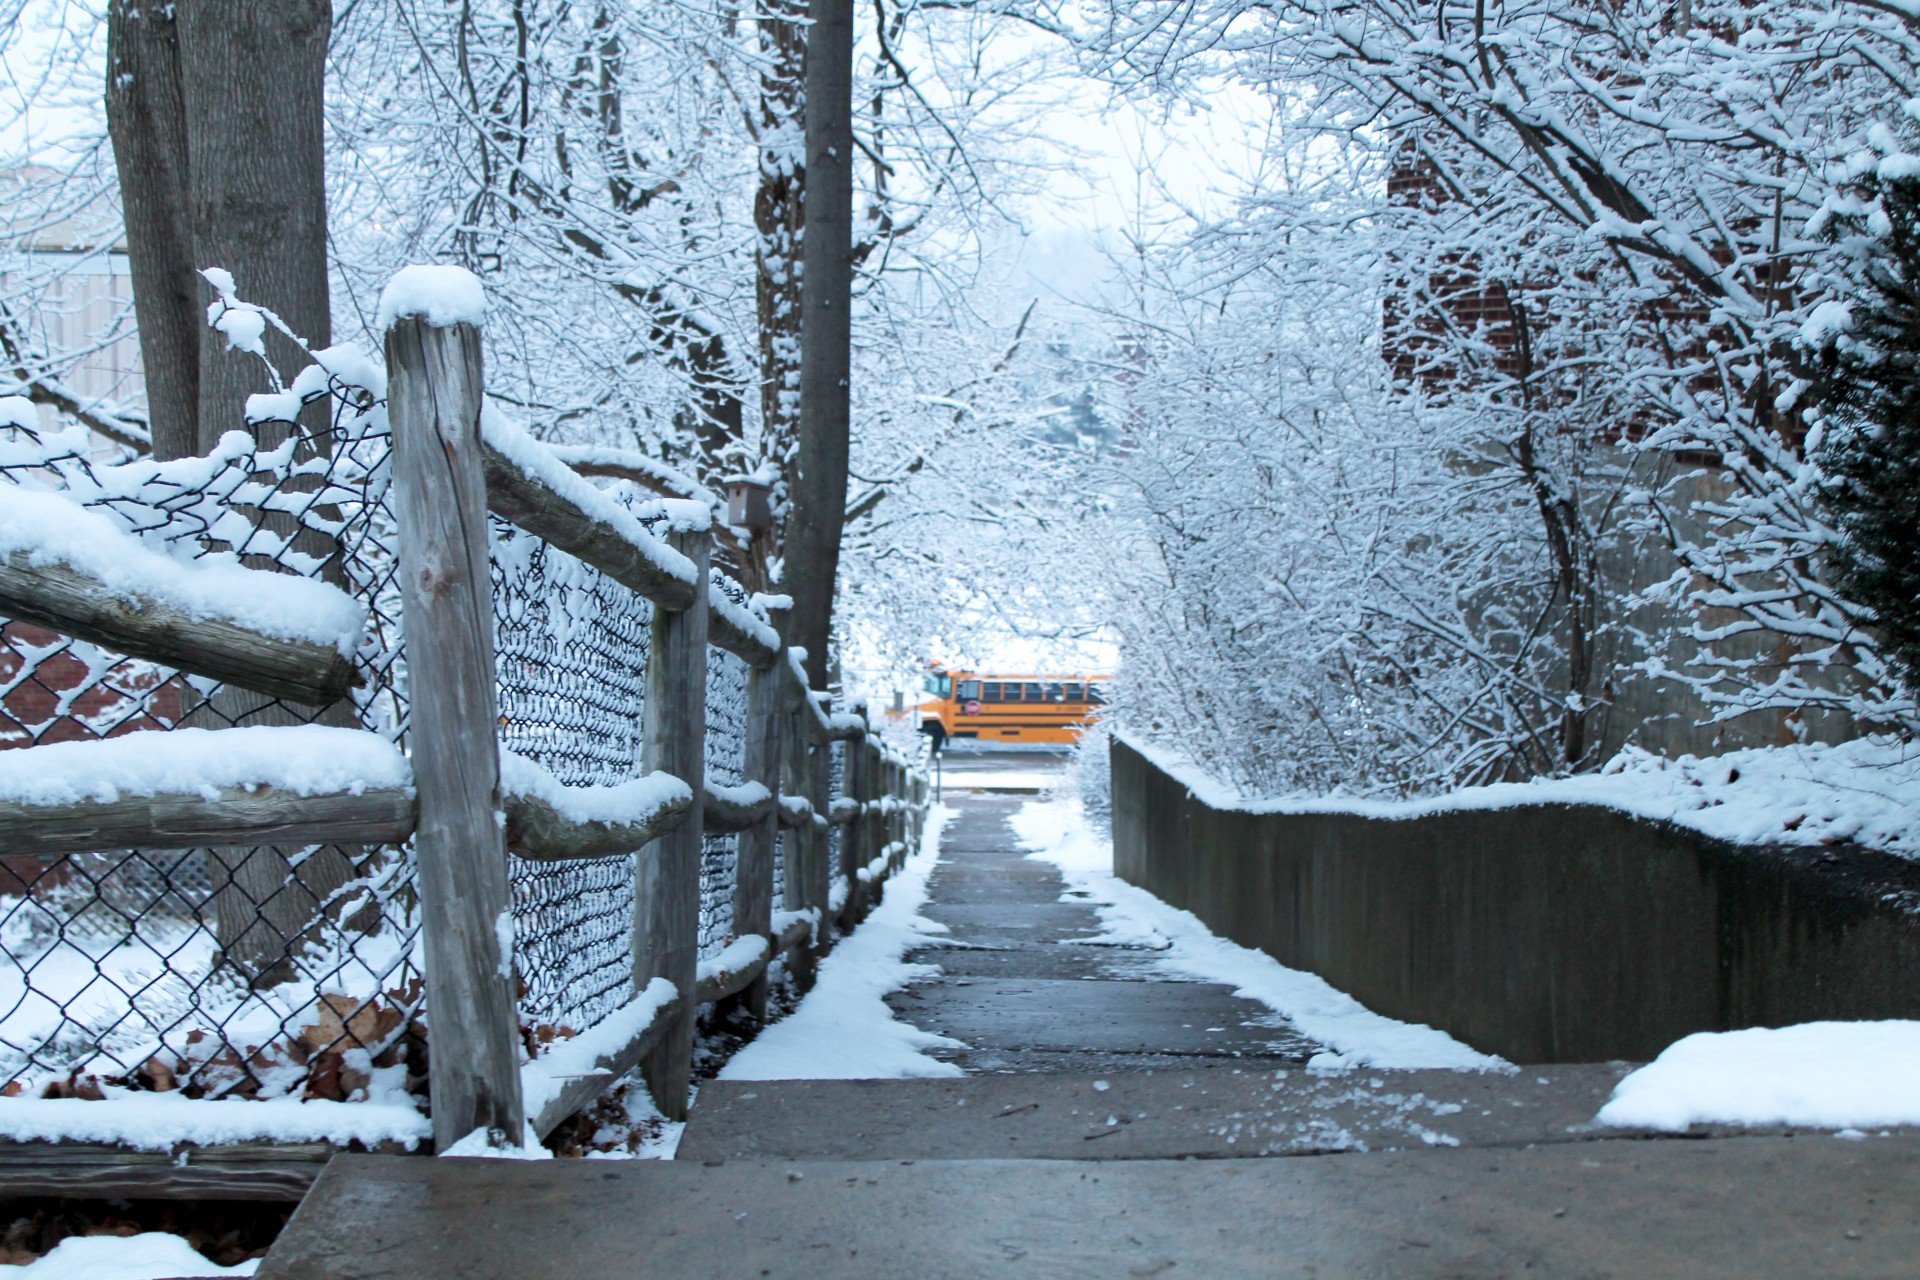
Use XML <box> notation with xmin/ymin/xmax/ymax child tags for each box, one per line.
<box><xmin>679</xmin><ymin>1064</ymin><xmax>1640</xmax><ymax>1163</ymax></box>
<box><xmin>259</xmin><ymin>1134</ymin><xmax>1920</xmax><ymax>1279</ymax></box>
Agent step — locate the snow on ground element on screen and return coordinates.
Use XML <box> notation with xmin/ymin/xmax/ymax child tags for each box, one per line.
<box><xmin>719</xmin><ymin>806</ymin><xmax>965</xmax><ymax>1080</ymax></box>
<box><xmin>1597</xmin><ymin>1021</ymin><xmax>1920</xmax><ymax>1133</ymax></box>
<box><xmin>0</xmin><ymin>1232</ymin><xmax>256</xmax><ymax>1279</ymax></box>
<box><xmin>938</xmin><ymin>771</ymin><xmax>1064</xmax><ymax>793</ymax></box>
<box><xmin>1132</xmin><ymin>735</ymin><xmax>1920</xmax><ymax>859</ymax></box>
<box><xmin>1011</xmin><ymin>798</ymin><xmax>1505</xmax><ymax>1072</ymax></box>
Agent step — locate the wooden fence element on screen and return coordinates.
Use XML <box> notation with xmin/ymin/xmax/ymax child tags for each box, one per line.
<box><xmin>0</xmin><ymin>286</ymin><xmax>928</xmax><ymax>1169</ymax></box>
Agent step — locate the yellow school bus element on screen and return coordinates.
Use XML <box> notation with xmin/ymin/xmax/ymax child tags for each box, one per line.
<box><xmin>917</xmin><ymin>667</ymin><xmax>1111</xmax><ymax>746</ymax></box>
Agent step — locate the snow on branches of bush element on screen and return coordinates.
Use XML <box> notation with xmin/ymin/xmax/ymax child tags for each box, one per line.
<box><xmin>1078</xmin><ymin>0</ymin><xmax>1920</xmax><ymax>741</ymax></box>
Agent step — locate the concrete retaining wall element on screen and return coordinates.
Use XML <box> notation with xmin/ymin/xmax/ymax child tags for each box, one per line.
<box><xmin>1111</xmin><ymin>738</ymin><xmax>1920</xmax><ymax>1063</ymax></box>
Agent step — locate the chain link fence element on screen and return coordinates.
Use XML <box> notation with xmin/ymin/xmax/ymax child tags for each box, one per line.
<box><xmin>0</xmin><ymin>367</ymin><xmax>777</xmax><ymax>1106</ymax></box>
<box><xmin>0</xmin><ymin>380</ymin><xmax>416</xmax><ymax>1101</ymax></box>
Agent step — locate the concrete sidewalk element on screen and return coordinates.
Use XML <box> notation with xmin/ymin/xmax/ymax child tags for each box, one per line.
<box><xmin>257</xmin><ymin>786</ymin><xmax>1920</xmax><ymax>1278</ymax></box>
<box><xmin>897</xmin><ymin>792</ymin><xmax>1317</xmax><ymax>1073</ymax></box>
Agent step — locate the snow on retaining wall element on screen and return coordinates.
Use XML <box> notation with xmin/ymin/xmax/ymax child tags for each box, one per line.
<box><xmin>1112</xmin><ymin>737</ymin><xmax>1920</xmax><ymax>1064</ymax></box>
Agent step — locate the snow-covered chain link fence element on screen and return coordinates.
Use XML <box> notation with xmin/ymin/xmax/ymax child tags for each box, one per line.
<box><xmin>492</xmin><ymin>524</ymin><xmax>652</xmax><ymax>1039</ymax></box>
<box><xmin>0</xmin><ymin>383</ymin><xmax>420</xmax><ymax>1101</ymax></box>
<box><xmin>0</xmin><ymin>385</ymin><xmax>786</xmax><ymax>1100</ymax></box>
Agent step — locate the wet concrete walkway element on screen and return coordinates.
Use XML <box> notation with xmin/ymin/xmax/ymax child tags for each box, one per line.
<box><xmin>260</xmin><ymin>779</ymin><xmax>1920</xmax><ymax>1278</ymax></box>
<box><xmin>892</xmin><ymin>790</ymin><xmax>1319</xmax><ymax>1073</ymax></box>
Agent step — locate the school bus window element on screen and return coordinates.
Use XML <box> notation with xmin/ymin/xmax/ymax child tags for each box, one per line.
<box><xmin>1064</xmin><ymin>683</ymin><xmax>1083</xmax><ymax>702</ymax></box>
<box><xmin>1045</xmin><ymin>683</ymin><xmax>1064</xmax><ymax>701</ymax></box>
<box><xmin>1023</xmin><ymin>682</ymin><xmax>1043</xmax><ymax>701</ymax></box>
<box><xmin>957</xmin><ymin>680</ymin><xmax>981</xmax><ymax>700</ymax></box>
<box><xmin>1088</xmin><ymin>684</ymin><xmax>1107</xmax><ymax>704</ymax></box>
<box><xmin>983</xmin><ymin>682</ymin><xmax>1002</xmax><ymax>701</ymax></box>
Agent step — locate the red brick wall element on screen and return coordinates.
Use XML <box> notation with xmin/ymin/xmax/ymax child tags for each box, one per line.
<box><xmin>1</xmin><ymin>620</ymin><xmax>188</xmax><ymax>892</ymax></box>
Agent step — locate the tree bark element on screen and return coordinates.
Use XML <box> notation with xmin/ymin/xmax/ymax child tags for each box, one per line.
<box><xmin>105</xmin><ymin>1</ymin><xmax>197</xmax><ymax>461</ymax></box>
<box><xmin>176</xmin><ymin>0</ymin><xmax>333</xmax><ymax>446</ymax></box>
<box><xmin>784</xmin><ymin>0</ymin><xmax>854</xmax><ymax>689</ymax></box>
<box><xmin>109</xmin><ymin>0</ymin><xmax>333</xmax><ymax>455</ymax></box>
<box><xmin>106</xmin><ymin>0</ymin><xmax>349</xmax><ymax>982</ymax></box>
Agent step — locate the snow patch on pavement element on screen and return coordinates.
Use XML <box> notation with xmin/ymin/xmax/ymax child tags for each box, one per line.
<box><xmin>0</xmin><ymin>1232</ymin><xmax>257</xmax><ymax>1279</ymax></box>
<box><xmin>1598</xmin><ymin>1021</ymin><xmax>1920</xmax><ymax>1132</ymax></box>
<box><xmin>1011</xmin><ymin>798</ymin><xmax>1505</xmax><ymax>1072</ymax></box>
<box><xmin>719</xmin><ymin>806</ymin><xmax>966</xmax><ymax>1080</ymax></box>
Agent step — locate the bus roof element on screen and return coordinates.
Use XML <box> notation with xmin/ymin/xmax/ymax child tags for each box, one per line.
<box><xmin>929</xmin><ymin>669</ymin><xmax>1113</xmax><ymax>681</ymax></box>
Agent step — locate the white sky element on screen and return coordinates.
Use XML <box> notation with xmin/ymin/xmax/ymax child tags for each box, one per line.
<box><xmin>994</xmin><ymin>77</ymin><xmax>1272</xmax><ymax>311</ymax></box>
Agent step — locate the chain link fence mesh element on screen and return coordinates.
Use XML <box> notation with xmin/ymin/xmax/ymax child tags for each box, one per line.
<box><xmin>0</xmin><ymin>380</ymin><xmax>418</xmax><ymax>1101</ymax></box>
<box><xmin>0</xmin><ymin>369</ymin><xmax>776</xmax><ymax>1106</ymax></box>
<box><xmin>700</xmin><ymin>643</ymin><xmax>748</xmax><ymax>961</ymax></box>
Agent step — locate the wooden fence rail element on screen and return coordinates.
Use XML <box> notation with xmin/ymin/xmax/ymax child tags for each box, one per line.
<box><xmin>0</xmin><ymin>271</ymin><xmax>930</xmax><ymax>1161</ymax></box>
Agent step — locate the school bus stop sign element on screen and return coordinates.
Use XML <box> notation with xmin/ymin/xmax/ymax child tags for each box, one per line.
<box><xmin>962</xmin><ymin>700</ymin><xmax>982</xmax><ymax>715</ymax></box>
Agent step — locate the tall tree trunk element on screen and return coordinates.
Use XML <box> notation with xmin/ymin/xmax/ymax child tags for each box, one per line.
<box><xmin>784</xmin><ymin>0</ymin><xmax>853</xmax><ymax>689</ymax></box>
<box><xmin>176</xmin><ymin>0</ymin><xmax>333</xmax><ymax>444</ymax></box>
<box><xmin>106</xmin><ymin>0</ymin><xmax>352</xmax><ymax>984</ymax></box>
<box><xmin>105</xmin><ymin>3</ymin><xmax>197</xmax><ymax>461</ymax></box>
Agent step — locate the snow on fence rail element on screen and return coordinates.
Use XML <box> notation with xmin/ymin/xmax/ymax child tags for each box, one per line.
<box><xmin>0</xmin><ymin>267</ymin><xmax>928</xmax><ymax>1177</ymax></box>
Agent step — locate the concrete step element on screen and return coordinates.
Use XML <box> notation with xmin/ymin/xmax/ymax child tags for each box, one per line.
<box><xmin>679</xmin><ymin>1064</ymin><xmax>1639</xmax><ymax>1163</ymax></box>
<box><xmin>258</xmin><ymin>1132</ymin><xmax>1920</xmax><ymax>1279</ymax></box>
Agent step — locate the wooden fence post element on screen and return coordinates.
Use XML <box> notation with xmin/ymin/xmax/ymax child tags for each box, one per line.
<box><xmin>885</xmin><ymin>755</ymin><xmax>901</xmax><ymax>869</ymax></box>
<box><xmin>913</xmin><ymin>768</ymin><xmax>927</xmax><ymax>851</ymax></box>
<box><xmin>806</xmin><ymin>704</ymin><xmax>833</xmax><ymax>945</ymax></box>
<box><xmin>385</xmin><ymin>300</ymin><xmax>525</xmax><ymax>1154</ymax></box>
<box><xmin>634</xmin><ymin>528</ymin><xmax>709</xmax><ymax>1121</ymax></box>
<box><xmin>839</xmin><ymin>703</ymin><xmax>868</xmax><ymax>924</ymax></box>
<box><xmin>862</xmin><ymin>739</ymin><xmax>887</xmax><ymax>900</ymax></box>
<box><xmin>778</xmin><ymin>663</ymin><xmax>822</xmax><ymax>987</ymax></box>
<box><xmin>731</xmin><ymin>605</ymin><xmax>787</xmax><ymax>1024</ymax></box>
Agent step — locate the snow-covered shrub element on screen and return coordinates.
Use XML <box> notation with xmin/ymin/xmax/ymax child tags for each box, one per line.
<box><xmin>1061</xmin><ymin>722</ymin><xmax>1112</xmax><ymax>832</ymax></box>
<box><xmin>1077</xmin><ymin>0</ymin><xmax>1920</xmax><ymax>757</ymax></box>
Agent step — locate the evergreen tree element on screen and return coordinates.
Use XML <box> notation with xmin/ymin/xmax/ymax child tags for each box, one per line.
<box><xmin>1812</xmin><ymin>172</ymin><xmax>1920</xmax><ymax>694</ymax></box>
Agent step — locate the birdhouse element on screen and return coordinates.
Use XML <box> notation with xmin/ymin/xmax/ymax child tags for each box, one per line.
<box><xmin>725</xmin><ymin>477</ymin><xmax>773</xmax><ymax>533</ymax></box>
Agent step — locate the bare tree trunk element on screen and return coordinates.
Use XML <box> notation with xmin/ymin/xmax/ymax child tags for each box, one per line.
<box><xmin>750</xmin><ymin>2</ymin><xmax>807</xmax><ymax>595</ymax></box>
<box><xmin>783</xmin><ymin>0</ymin><xmax>854</xmax><ymax>688</ymax></box>
<box><xmin>105</xmin><ymin>2</ymin><xmax>197</xmax><ymax>461</ymax></box>
<box><xmin>106</xmin><ymin>0</ymin><xmax>351</xmax><ymax>983</ymax></box>
<box><xmin>176</xmin><ymin>0</ymin><xmax>333</xmax><ymax>444</ymax></box>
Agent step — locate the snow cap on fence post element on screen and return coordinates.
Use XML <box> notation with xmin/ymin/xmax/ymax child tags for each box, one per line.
<box><xmin>376</xmin><ymin>264</ymin><xmax>489</xmax><ymax>332</ymax></box>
